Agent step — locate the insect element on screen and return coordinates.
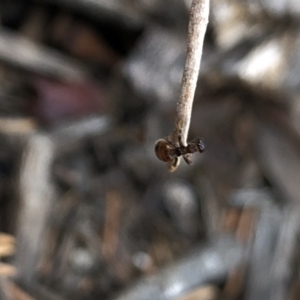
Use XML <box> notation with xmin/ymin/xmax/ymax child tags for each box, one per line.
<box><xmin>155</xmin><ymin>135</ymin><xmax>205</xmax><ymax>171</ymax></box>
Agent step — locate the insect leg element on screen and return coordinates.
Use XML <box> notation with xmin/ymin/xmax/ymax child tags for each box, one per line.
<box><xmin>183</xmin><ymin>154</ymin><xmax>193</xmax><ymax>165</ymax></box>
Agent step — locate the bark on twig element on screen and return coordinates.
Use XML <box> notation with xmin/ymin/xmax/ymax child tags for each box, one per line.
<box><xmin>171</xmin><ymin>0</ymin><xmax>209</xmax><ymax>146</ymax></box>
<box><xmin>154</xmin><ymin>0</ymin><xmax>209</xmax><ymax>171</ymax></box>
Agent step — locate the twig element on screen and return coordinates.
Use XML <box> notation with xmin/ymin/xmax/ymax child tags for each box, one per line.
<box><xmin>155</xmin><ymin>0</ymin><xmax>209</xmax><ymax>171</ymax></box>
<box><xmin>112</xmin><ymin>235</ymin><xmax>245</xmax><ymax>300</ymax></box>
<box><xmin>179</xmin><ymin>285</ymin><xmax>218</xmax><ymax>300</ymax></box>
<box><xmin>37</xmin><ymin>0</ymin><xmax>143</xmax><ymax>28</ymax></box>
<box><xmin>15</xmin><ymin>117</ymin><xmax>112</xmax><ymax>284</ymax></box>
<box><xmin>171</xmin><ymin>0</ymin><xmax>209</xmax><ymax>145</ymax></box>
<box><xmin>102</xmin><ymin>191</ymin><xmax>122</xmax><ymax>260</ymax></box>
<box><xmin>15</xmin><ymin>134</ymin><xmax>56</xmax><ymax>283</ymax></box>
<box><xmin>0</xmin><ymin>28</ymin><xmax>88</xmax><ymax>81</ymax></box>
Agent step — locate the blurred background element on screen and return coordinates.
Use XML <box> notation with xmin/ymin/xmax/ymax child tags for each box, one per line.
<box><xmin>0</xmin><ymin>0</ymin><xmax>300</xmax><ymax>299</ymax></box>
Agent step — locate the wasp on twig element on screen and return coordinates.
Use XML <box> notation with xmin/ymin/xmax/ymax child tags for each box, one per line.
<box><xmin>155</xmin><ymin>136</ymin><xmax>205</xmax><ymax>171</ymax></box>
